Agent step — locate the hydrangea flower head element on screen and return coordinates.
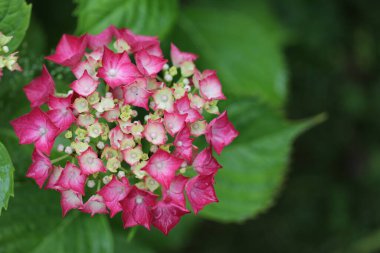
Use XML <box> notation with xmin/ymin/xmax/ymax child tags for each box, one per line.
<box><xmin>11</xmin><ymin>26</ymin><xmax>238</xmax><ymax>235</ymax></box>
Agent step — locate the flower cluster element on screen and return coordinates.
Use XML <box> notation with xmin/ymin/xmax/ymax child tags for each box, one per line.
<box><xmin>0</xmin><ymin>32</ymin><xmax>22</xmax><ymax>79</ymax></box>
<box><xmin>11</xmin><ymin>26</ymin><xmax>238</xmax><ymax>234</ymax></box>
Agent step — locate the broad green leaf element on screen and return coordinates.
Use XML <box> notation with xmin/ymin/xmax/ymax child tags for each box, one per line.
<box><xmin>0</xmin><ymin>142</ymin><xmax>14</xmax><ymax>215</ymax></box>
<box><xmin>0</xmin><ymin>184</ymin><xmax>113</xmax><ymax>253</ymax></box>
<box><xmin>74</xmin><ymin>0</ymin><xmax>178</xmax><ymax>38</ymax></box>
<box><xmin>0</xmin><ymin>0</ymin><xmax>31</xmax><ymax>51</ymax></box>
<box><xmin>173</xmin><ymin>7</ymin><xmax>287</xmax><ymax>107</ymax></box>
<box><xmin>200</xmin><ymin>100</ymin><xmax>325</xmax><ymax>222</ymax></box>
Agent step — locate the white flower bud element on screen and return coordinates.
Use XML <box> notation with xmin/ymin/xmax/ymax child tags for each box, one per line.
<box><xmin>150</xmin><ymin>145</ymin><xmax>158</xmax><ymax>153</ymax></box>
<box><xmin>2</xmin><ymin>46</ymin><xmax>9</xmax><ymax>53</ymax></box>
<box><xmin>183</xmin><ymin>78</ymin><xmax>190</xmax><ymax>85</ymax></box>
<box><xmin>163</xmin><ymin>64</ymin><xmax>169</xmax><ymax>70</ymax></box>
<box><xmin>64</xmin><ymin>146</ymin><xmax>73</xmax><ymax>154</ymax></box>
<box><xmin>164</xmin><ymin>73</ymin><xmax>173</xmax><ymax>82</ymax></box>
<box><xmin>97</xmin><ymin>141</ymin><xmax>105</xmax><ymax>150</ymax></box>
<box><xmin>87</xmin><ymin>180</ymin><xmax>95</xmax><ymax>188</ymax></box>
<box><xmin>102</xmin><ymin>176</ymin><xmax>112</xmax><ymax>184</ymax></box>
<box><xmin>117</xmin><ymin>171</ymin><xmax>126</xmax><ymax>179</ymax></box>
<box><xmin>57</xmin><ymin>144</ymin><xmax>64</xmax><ymax>152</ymax></box>
<box><xmin>184</xmin><ymin>84</ymin><xmax>191</xmax><ymax>92</ymax></box>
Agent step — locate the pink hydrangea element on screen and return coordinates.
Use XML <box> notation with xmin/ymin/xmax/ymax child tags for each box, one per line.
<box><xmin>10</xmin><ymin>26</ymin><xmax>238</xmax><ymax>234</ymax></box>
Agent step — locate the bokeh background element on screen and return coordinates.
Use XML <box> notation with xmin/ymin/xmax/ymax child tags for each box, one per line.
<box><xmin>1</xmin><ymin>0</ymin><xmax>380</xmax><ymax>252</ymax></box>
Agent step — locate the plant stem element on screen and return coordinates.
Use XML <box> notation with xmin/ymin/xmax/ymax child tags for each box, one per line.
<box><xmin>51</xmin><ymin>154</ymin><xmax>70</xmax><ymax>164</ymax></box>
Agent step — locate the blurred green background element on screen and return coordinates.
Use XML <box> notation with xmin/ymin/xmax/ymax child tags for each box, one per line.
<box><xmin>1</xmin><ymin>0</ymin><xmax>380</xmax><ymax>252</ymax></box>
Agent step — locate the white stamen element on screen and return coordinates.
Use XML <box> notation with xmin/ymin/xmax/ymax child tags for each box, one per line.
<box><xmin>161</xmin><ymin>94</ymin><xmax>168</xmax><ymax>102</ymax></box>
<box><xmin>135</xmin><ymin>195</ymin><xmax>144</xmax><ymax>204</ymax></box>
<box><xmin>39</xmin><ymin>127</ymin><xmax>47</xmax><ymax>136</ymax></box>
<box><xmin>108</xmin><ymin>69</ymin><xmax>117</xmax><ymax>77</ymax></box>
<box><xmin>150</xmin><ymin>132</ymin><xmax>157</xmax><ymax>139</ymax></box>
<box><xmin>177</xmin><ymin>141</ymin><xmax>183</xmax><ymax>147</ymax></box>
<box><xmin>86</xmin><ymin>156</ymin><xmax>94</xmax><ymax>165</ymax></box>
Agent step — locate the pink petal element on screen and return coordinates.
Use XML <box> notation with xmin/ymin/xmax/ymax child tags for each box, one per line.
<box><xmin>143</xmin><ymin>119</ymin><xmax>167</xmax><ymax>145</ymax></box>
<box><xmin>102</xmin><ymin>108</ymin><xmax>120</xmax><ymax>122</ymax></box>
<box><xmin>192</xmin><ymin>69</ymin><xmax>215</xmax><ymax>89</ymax></box>
<box><xmin>170</xmin><ymin>43</ymin><xmax>198</xmax><ymax>67</ymax></box>
<box><xmin>185</xmin><ymin>174</ymin><xmax>218</xmax><ymax>214</ymax></box>
<box><xmin>26</xmin><ymin>149</ymin><xmax>52</xmax><ymax>188</ymax></box>
<box><xmin>71</xmin><ymin>59</ymin><xmax>98</xmax><ymax>80</ymax></box>
<box><xmin>122</xmin><ymin>79</ymin><xmax>151</xmax><ymax>110</ymax></box>
<box><xmin>60</xmin><ymin>190</ymin><xmax>83</xmax><ymax>216</ymax></box>
<box><xmin>46</xmin><ymin>166</ymin><xmax>64</xmax><ymax>191</ymax></box>
<box><xmin>80</xmin><ymin>194</ymin><xmax>108</xmax><ymax>216</ymax></box>
<box><xmin>56</xmin><ymin>162</ymin><xmax>87</xmax><ymax>195</ymax></box>
<box><xmin>87</xmin><ymin>25</ymin><xmax>116</xmax><ymax>50</ymax></box>
<box><xmin>173</xmin><ymin>126</ymin><xmax>193</xmax><ymax>163</ymax></box>
<box><xmin>47</xmin><ymin>95</ymin><xmax>76</xmax><ymax>133</ymax></box>
<box><xmin>163</xmin><ymin>175</ymin><xmax>188</xmax><ymax>208</ymax></box>
<box><xmin>109</xmin><ymin>126</ymin><xmax>124</xmax><ymax>149</ymax></box>
<box><xmin>78</xmin><ymin>147</ymin><xmax>106</xmax><ymax>175</ymax></box>
<box><xmin>10</xmin><ymin>108</ymin><xmax>59</xmax><ymax>155</ymax></box>
<box><xmin>174</xmin><ymin>96</ymin><xmax>202</xmax><ymax>123</ymax></box>
<box><xmin>115</xmin><ymin>28</ymin><xmax>163</xmax><ymax>57</ymax></box>
<box><xmin>206</xmin><ymin>111</ymin><xmax>239</xmax><ymax>155</ymax></box>
<box><xmin>23</xmin><ymin>65</ymin><xmax>55</xmax><ymax>107</ymax></box>
<box><xmin>142</xmin><ymin>149</ymin><xmax>183</xmax><ymax>189</ymax></box>
<box><xmin>97</xmin><ymin>47</ymin><xmax>142</xmax><ymax>88</ymax></box>
<box><xmin>152</xmin><ymin>199</ymin><xmax>190</xmax><ymax>235</ymax></box>
<box><xmin>199</xmin><ymin>72</ymin><xmax>226</xmax><ymax>101</ymax></box>
<box><xmin>135</xmin><ymin>50</ymin><xmax>167</xmax><ymax>77</ymax></box>
<box><xmin>120</xmin><ymin>187</ymin><xmax>157</xmax><ymax>229</ymax></box>
<box><xmin>122</xmin><ymin>145</ymin><xmax>143</xmax><ymax>166</ymax></box>
<box><xmin>45</xmin><ymin>34</ymin><xmax>87</xmax><ymax>67</ymax></box>
<box><xmin>163</xmin><ymin>112</ymin><xmax>186</xmax><ymax>137</ymax></box>
<box><xmin>192</xmin><ymin>148</ymin><xmax>222</xmax><ymax>175</ymax></box>
<box><xmin>98</xmin><ymin>177</ymin><xmax>131</xmax><ymax>217</ymax></box>
<box><xmin>70</xmin><ymin>70</ymin><xmax>100</xmax><ymax>97</ymax></box>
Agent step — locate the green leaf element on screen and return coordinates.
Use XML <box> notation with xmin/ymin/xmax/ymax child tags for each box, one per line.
<box><xmin>173</xmin><ymin>7</ymin><xmax>287</xmax><ymax>107</ymax></box>
<box><xmin>0</xmin><ymin>0</ymin><xmax>32</xmax><ymax>51</ymax></box>
<box><xmin>74</xmin><ymin>0</ymin><xmax>178</xmax><ymax>39</ymax></box>
<box><xmin>0</xmin><ymin>184</ymin><xmax>113</xmax><ymax>253</ymax></box>
<box><xmin>200</xmin><ymin>100</ymin><xmax>326</xmax><ymax>222</ymax></box>
<box><xmin>0</xmin><ymin>142</ymin><xmax>14</xmax><ymax>215</ymax></box>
